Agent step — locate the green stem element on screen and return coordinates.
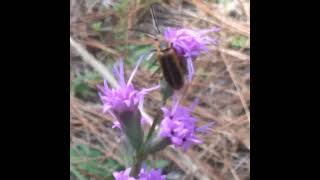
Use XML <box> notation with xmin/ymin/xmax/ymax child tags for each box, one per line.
<box><xmin>130</xmin><ymin>149</ymin><xmax>145</xmax><ymax>177</ymax></box>
<box><xmin>145</xmin><ymin>137</ymin><xmax>171</xmax><ymax>154</ymax></box>
<box><xmin>130</xmin><ymin>82</ymin><xmax>172</xmax><ymax>177</ymax></box>
<box><xmin>145</xmin><ymin>116</ymin><xmax>160</xmax><ymax>145</ymax></box>
<box><xmin>145</xmin><ymin>98</ymin><xmax>168</xmax><ymax>145</ymax></box>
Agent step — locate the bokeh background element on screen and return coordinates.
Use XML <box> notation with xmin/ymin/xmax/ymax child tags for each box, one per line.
<box><xmin>70</xmin><ymin>0</ymin><xmax>250</xmax><ymax>179</ymax></box>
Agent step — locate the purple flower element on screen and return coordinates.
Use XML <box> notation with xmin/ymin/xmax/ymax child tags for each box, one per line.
<box><xmin>164</xmin><ymin>27</ymin><xmax>219</xmax><ymax>81</ymax></box>
<box><xmin>98</xmin><ymin>56</ymin><xmax>159</xmax><ymax>150</ymax></box>
<box><xmin>113</xmin><ymin>167</ymin><xmax>165</xmax><ymax>180</ymax></box>
<box><xmin>98</xmin><ymin>56</ymin><xmax>159</xmax><ymax>127</ymax></box>
<box><xmin>139</xmin><ymin>168</ymin><xmax>166</xmax><ymax>180</ymax></box>
<box><xmin>159</xmin><ymin>98</ymin><xmax>213</xmax><ymax>151</ymax></box>
<box><xmin>113</xmin><ymin>168</ymin><xmax>136</xmax><ymax>180</ymax></box>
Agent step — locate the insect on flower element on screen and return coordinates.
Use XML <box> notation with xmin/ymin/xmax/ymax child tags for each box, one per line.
<box><xmin>129</xmin><ymin>3</ymin><xmax>219</xmax><ymax>90</ymax></box>
<box><xmin>129</xmin><ymin>3</ymin><xmax>187</xmax><ymax>90</ymax></box>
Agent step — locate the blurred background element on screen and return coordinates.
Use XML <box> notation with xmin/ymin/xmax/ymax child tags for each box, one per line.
<box><xmin>70</xmin><ymin>0</ymin><xmax>250</xmax><ymax>179</ymax></box>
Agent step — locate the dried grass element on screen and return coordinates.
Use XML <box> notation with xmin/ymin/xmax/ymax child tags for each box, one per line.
<box><xmin>70</xmin><ymin>0</ymin><xmax>250</xmax><ymax>179</ymax></box>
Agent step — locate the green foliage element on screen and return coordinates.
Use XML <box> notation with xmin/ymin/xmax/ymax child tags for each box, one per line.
<box><xmin>127</xmin><ymin>44</ymin><xmax>158</xmax><ymax>71</ymax></box>
<box><xmin>71</xmin><ymin>72</ymin><xmax>102</xmax><ymax>100</ymax></box>
<box><xmin>113</xmin><ymin>0</ymin><xmax>130</xmax><ymax>41</ymax></box>
<box><xmin>215</xmin><ymin>0</ymin><xmax>232</xmax><ymax>5</ymax></box>
<box><xmin>113</xmin><ymin>0</ymin><xmax>130</xmax><ymax>14</ymax></box>
<box><xmin>143</xmin><ymin>159</ymin><xmax>169</xmax><ymax>171</ymax></box>
<box><xmin>230</xmin><ymin>35</ymin><xmax>248</xmax><ymax>49</ymax></box>
<box><xmin>154</xmin><ymin>159</ymin><xmax>169</xmax><ymax>169</ymax></box>
<box><xmin>91</xmin><ymin>21</ymin><xmax>103</xmax><ymax>32</ymax></box>
<box><xmin>70</xmin><ymin>144</ymin><xmax>124</xmax><ymax>180</ymax></box>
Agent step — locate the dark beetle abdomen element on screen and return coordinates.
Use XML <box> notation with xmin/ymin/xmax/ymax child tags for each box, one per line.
<box><xmin>157</xmin><ymin>49</ymin><xmax>184</xmax><ymax>90</ymax></box>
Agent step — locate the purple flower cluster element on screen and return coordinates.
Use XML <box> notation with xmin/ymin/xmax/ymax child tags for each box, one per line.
<box><xmin>99</xmin><ymin>27</ymin><xmax>218</xmax><ymax>179</ymax></box>
<box><xmin>98</xmin><ymin>56</ymin><xmax>159</xmax><ymax>128</ymax></box>
<box><xmin>113</xmin><ymin>168</ymin><xmax>136</xmax><ymax>180</ymax></box>
<box><xmin>139</xmin><ymin>168</ymin><xmax>166</xmax><ymax>180</ymax></box>
<box><xmin>159</xmin><ymin>98</ymin><xmax>211</xmax><ymax>151</ymax></box>
<box><xmin>113</xmin><ymin>168</ymin><xmax>165</xmax><ymax>180</ymax></box>
<box><xmin>164</xmin><ymin>27</ymin><xmax>219</xmax><ymax>81</ymax></box>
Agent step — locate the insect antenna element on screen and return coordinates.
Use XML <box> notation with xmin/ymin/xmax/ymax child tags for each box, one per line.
<box><xmin>127</xmin><ymin>28</ymin><xmax>158</xmax><ymax>41</ymax></box>
<box><xmin>150</xmin><ymin>4</ymin><xmax>161</xmax><ymax>34</ymax></box>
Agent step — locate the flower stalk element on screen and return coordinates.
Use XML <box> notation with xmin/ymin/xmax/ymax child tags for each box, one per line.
<box><xmin>130</xmin><ymin>148</ymin><xmax>145</xmax><ymax>177</ymax></box>
<box><xmin>98</xmin><ymin>26</ymin><xmax>219</xmax><ymax>180</ymax></box>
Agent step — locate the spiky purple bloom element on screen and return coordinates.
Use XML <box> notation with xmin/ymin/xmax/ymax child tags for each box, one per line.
<box><xmin>98</xmin><ymin>56</ymin><xmax>159</xmax><ymax>150</ymax></box>
<box><xmin>164</xmin><ymin>27</ymin><xmax>219</xmax><ymax>81</ymax></box>
<box><xmin>113</xmin><ymin>168</ymin><xmax>136</xmax><ymax>180</ymax></box>
<box><xmin>113</xmin><ymin>168</ymin><xmax>165</xmax><ymax>180</ymax></box>
<box><xmin>139</xmin><ymin>168</ymin><xmax>166</xmax><ymax>180</ymax></box>
<box><xmin>159</xmin><ymin>98</ymin><xmax>212</xmax><ymax>151</ymax></box>
<box><xmin>98</xmin><ymin>56</ymin><xmax>159</xmax><ymax>127</ymax></box>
